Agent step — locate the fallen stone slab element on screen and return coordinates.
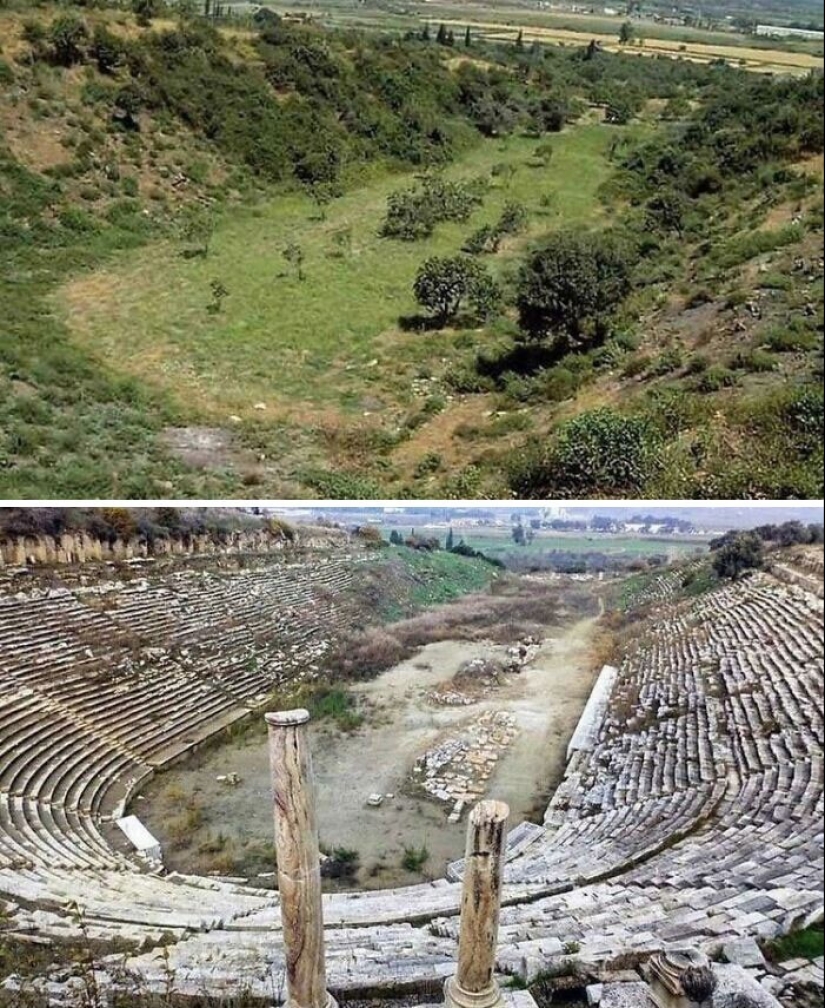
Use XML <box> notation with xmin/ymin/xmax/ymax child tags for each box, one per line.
<box><xmin>713</xmin><ymin>964</ymin><xmax>784</xmax><ymax>1007</ymax></box>
<box><xmin>723</xmin><ymin>936</ymin><xmax>766</xmax><ymax>969</ymax></box>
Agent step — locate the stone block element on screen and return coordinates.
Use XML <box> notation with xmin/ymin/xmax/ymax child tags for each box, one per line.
<box><xmin>723</xmin><ymin>938</ymin><xmax>766</xmax><ymax>969</ymax></box>
<box><xmin>712</xmin><ymin>964</ymin><xmax>784</xmax><ymax>1007</ymax></box>
<box><xmin>600</xmin><ymin>982</ymin><xmax>654</xmax><ymax>1007</ymax></box>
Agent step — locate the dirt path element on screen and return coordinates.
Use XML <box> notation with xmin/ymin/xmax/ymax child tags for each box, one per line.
<box><xmin>317</xmin><ymin>607</ymin><xmax>603</xmax><ymax>886</ymax></box>
<box><xmin>141</xmin><ymin>606</ymin><xmax>602</xmax><ymax>889</ymax></box>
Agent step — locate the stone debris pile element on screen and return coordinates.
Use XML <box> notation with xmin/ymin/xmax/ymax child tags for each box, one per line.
<box><xmin>413</xmin><ymin>711</ymin><xmax>519</xmax><ymax>822</ymax></box>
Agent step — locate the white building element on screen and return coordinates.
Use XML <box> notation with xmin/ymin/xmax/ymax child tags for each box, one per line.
<box><xmin>755</xmin><ymin>24</ymin><xmax>823</xmax><ymax>40</ymax></box>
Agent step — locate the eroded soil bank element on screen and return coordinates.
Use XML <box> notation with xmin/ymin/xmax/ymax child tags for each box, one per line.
<box><xmin>138</xmin><ymin>580</ymin><xmax>605</xmax><ymax>889</ymax></box>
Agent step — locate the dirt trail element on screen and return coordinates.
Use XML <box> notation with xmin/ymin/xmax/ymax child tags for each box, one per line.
<box><xmin>141</xmin><ymin>605</ymin><xmax>603</xmax><ymax>889</ymax></box>
<box><xmin>315</xmin><ymin>607</ymin><xmax>603</xmax><ymax>886</ymax></box>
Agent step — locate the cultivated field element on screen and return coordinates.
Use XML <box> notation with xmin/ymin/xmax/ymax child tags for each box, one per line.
<box><xmin>383</xmin><ymin>527</ymin><xmax>710</xmax><ymax>561</ymax></box>
<box><xmin>261</xmin><ymin>0</ymin><xmax>824</xmax><ymax>73</ymax></box>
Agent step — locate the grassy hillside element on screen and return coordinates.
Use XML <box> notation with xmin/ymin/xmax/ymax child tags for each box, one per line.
<box><xmin>1</xmin><ymin>3</ymin><xmax>822</xmax><ymax>498</ymax></box>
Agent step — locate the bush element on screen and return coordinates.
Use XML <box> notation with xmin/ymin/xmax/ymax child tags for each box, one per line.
<box><xmin>402</xmin><ymin>845</ymin><xmax>430</xmax><ymax>873</ymax></box>
<box><xmin>695</xmin><ymin>365</ymin><xmax>738</xmax><ymax>393</ymax></box>
<box><xmin>764</xmin><ymin>327</ymin><xmax>818</xmax><ymax>353</ymax></box>
<box><xmin>729</xmin><ymin>349</ymin><xmax>776</xmax><ymax>373</ymax></box>
<box><xmin>509</xmin><ymin>408</ymin><xmax>661</xmax><ymax>497</ymax></box>
<box><xmin>516</xmin><ymin>230</ymin><xmax>634</xmax><ymax>351</ymax></box>
<box><xmin>712</xmin><ymin>532</ymin><xmax>764</xmax><ymax>580</ymax></box>
<box><xmin>382</xmin><ymin>176</ymin><xmax>484</xmax><ymax>241</ymax></box>
<box><xmin>327</xmin><ymin>627</ymin><xmax>411</xmax><ymax>681</ymax></box>
<box><xmin>48</xmin><ymin>15</ymin><xmax>88</xmax><ymax>67</ymax></box>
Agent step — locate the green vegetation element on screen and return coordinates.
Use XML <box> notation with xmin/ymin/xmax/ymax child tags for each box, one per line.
<box><xmin>401</xmin><ymin>844</ymin><xmax>430</xmax><ymax>873</ymax></box>
<box><xmin>304</xmin><ymin>686</ymin><xmax>364</xmax><ymax>732</ymax></box>
<box><xmin>711</xmin><ymin>532</ymin><xmax>765</xmax><ymax>580</ymax></box>
<box><xmin>763</xmin><ymin>924</ymin><xmax>825</xmax><ymax>963</ymax></box>
<box><xmin>0</xmin><ymin>1</ymin><xmax>822</xmax><ymax>497</ymax></box>
<box><xmin>392</xmin><ymin>546</ymin><xmax>500</xmax><ymax>608</ymax></box>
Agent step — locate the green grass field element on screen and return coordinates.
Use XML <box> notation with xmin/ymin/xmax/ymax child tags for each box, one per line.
<box><xmin>58</xmin><ymin>126</ymin><xmax>616</xmax><ymax>422</ymax></box>
<box><xmin>383</xmin><ymin>526</ymin><xmax>710</xmax><ymax>559</ymax></box>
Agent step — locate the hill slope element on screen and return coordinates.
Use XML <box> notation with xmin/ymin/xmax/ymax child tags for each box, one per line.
<box><xmin>1</xmin><ymin>5</ymin><xmax>822</xmax><ymax>498</ymax></box>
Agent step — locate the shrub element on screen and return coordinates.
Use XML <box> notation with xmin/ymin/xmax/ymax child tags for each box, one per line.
<box><xmin>498</xmin><ymin>200</ymin><xmax>529</xmax><ymax>236</ymax></box>
<box><xmin>90</xmin><ymin>26</ymin><xmax>123</xmax><ymax>73</ymax></box>
<box><xmin>382</xmin><ymin>176</ymin><xmax>484</xmax><ymax>241</ymax></box>
<box><xmin>402</xmin><ymin>845</ymin><xmax>430</xmax><ymax>873</ymax></box>
<box><xmin>764</xmin><ymin>327</ymin><xmax>818</xmax><ymax>353</ymax></box>
<box><xmin>729</xmin><ymin>349</ymin><xmax>776</xmax><ymax>373</ymax></box>
<box><xmin>327</xmin><ymin>628</ymin><xmax>411</xmax><ymax>681</ymax></box>
<box><xmin>648</xmin><ymin>347</ymin><xmax>683</xmax><ymax>376</ymax></box>
<box><xmin>509</xmin><ymin>408</ymin><xmax>661</xmax><ymax>497</ymax></box>
<box><xmin>48</xmin><ymin>15</ymin><xmax>88</xmax><ymax>67</ymax></box>
<box><xmin>783</xmin><ymin>387</ymin><xmax>823</xmax><ymax>440</ymax></box>
<box><xmin>413</xmin><ymin>255</ymin><xmax>500</xmax><ymax>322</ymax></box>
<box><xmin>463</xmin><ymin>223</ymin><xmax>499</xmax><ymax>255</ymax></box>
<box><xmin>712</xmin><ymin>532</ymin><xmax>764</xmax><ymax>580</ymax></box>
<box><xmin>695</xmin><ymin>365</ymin><xmax>738</xmax><ymax>393</ymax></box>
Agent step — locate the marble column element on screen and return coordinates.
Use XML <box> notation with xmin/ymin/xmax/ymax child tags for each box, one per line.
<box><xmin>445</xmin><ymin>800</ymin><xmax>510</xmax><ymax>1008</ymax></box>
<box><xmin>266</xmin><ymin>709</ymin><xmax>336</xmax><ymax>1008</ymax></box>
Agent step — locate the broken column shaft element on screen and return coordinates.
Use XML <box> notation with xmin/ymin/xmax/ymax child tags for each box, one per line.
<box><xmin>446</xmin><ymin>800</ymin><xmax>510</xmax><ymax>1008</ymax></box>
<box><xmin>266</xmin><ymin>709</ymin><xmax>336</xmax><ymax>1008</ymax></box>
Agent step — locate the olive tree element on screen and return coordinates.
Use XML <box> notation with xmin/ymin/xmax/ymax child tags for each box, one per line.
<box><xmin>413</xmin><ymin>255</ymin><xmax>500</xmax><ymax>323</ymax></box>
<box><xmin>516</xmin><ymin>230</ymin><xmax>633</xmax><ymax>351</ymax></box>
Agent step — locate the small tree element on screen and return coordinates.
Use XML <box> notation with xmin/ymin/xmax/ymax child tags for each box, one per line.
<box><xmin>646</xmin><ymin>190</ymin><xmax>688</xmax><ymax>237</ymax></box>
<box><xmin>48</xmin><ymin>15</ymin><xmax>87</xmax><ymax>67</ymax></box>
<box><xmin>491</xmin><ymin>162</ymin><xmax>516</xmax><ymax>189</ymax></box>
<box><xmin>207</xmin><ymin>279</ymin><xmax>228</xmax><ymax>314</ymax></box>
<box><xmin>132</xmin><ymin>0</ymin><xmax>163</xmax><ymax>27</ymax></box>
<box><xmin>113</xmin><ymin>83</ymin><xmax>145</xmax><ymax>131</ymax></box>
<box><xmin>181</xmin><ymin>206</ymin><xmax>214</xmax><ymax>258</ymax></box>
<box><xmin>446</xmin><ymin>527</ymin><xmax>455</xmax><ymax>551</ymax></box>
<box><xmin>619</xmin><ymin>20</ymin><xmax>634</xmax><ymax>43</ymax></box>
<box><xmin>309</xmin><ymin>181</ymin><xmax>335</xmax><ymax>221</ymax></box>
<box><xmin>515</xmin><ymin>28</ymin><xmax>525</xmax><ymax>50</ymax></box>
<box><xmin>90</xmin><ymin>26</ymin><xmax>122</xmax><ymax>74</ymax></box>
<box><xmin>464</xmin><ymin>26</ymin><xmax>471</xmax><ymax>47</ymax></box>
<box><xmin>329</xmin><ymin>226</ymin><xmax>353</xmax><ymax>259</ymax></box>
<box><xmin>516</xmin><ymin>230</ymin><xmax>633</xmax><ymax>351</ymax></box>
<box><xmin>283</xmin><ymin>242</ymin><xmax>305</xmax><ymax>281</ymax></box>
<box><xmin>413</xmin><ymin>255</ymin><xmax>498</xmax><ymax>324</ymax></box>
<box><xmin>712</xmin><ymin>533</ymin><xmax>764</xmax><ymax>580</ymax></box>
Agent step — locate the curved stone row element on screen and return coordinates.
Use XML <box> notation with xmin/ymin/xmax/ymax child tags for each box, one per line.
<box><xmin>0</xmin><ymin>554</ymin><xmax>362</xmax><ymax>883</ymax></box>
<box><xmin>0</xmin><ymin>559</ymin><xmax>822</xmax><ymax>1003</ymax></box>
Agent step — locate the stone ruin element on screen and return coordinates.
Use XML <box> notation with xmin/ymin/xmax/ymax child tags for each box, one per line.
<box><xmin>0</xmin><ymin>555</ymin><xmax>821</xmax><ymax>1005</ymax></box>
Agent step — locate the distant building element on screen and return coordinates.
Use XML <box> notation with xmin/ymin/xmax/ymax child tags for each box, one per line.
<box><xmin>755</xmin><ymin>24</ymin><xmax>824</xmax><ymax>40</ymax></box>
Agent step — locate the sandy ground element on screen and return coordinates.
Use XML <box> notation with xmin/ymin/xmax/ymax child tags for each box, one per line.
<box><xmin>140</xmin><ymin>607</ymin><xmax>601</xmax><ymax>889</ymax></box>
